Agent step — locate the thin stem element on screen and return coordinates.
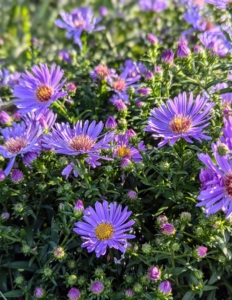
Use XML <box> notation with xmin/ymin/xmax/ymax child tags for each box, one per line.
<box><xmin>0</xmin><ymin>291</ymin><xmax>7</xmax><ymax>300</ymax></box>
<box><xmin>171</xmin><ymin>249</ymin><xmax>179</xmax><ymax>287</ymax></box>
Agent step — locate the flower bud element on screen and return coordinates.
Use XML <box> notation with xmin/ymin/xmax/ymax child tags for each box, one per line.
<box><xmin>99</xmin><ymin>6</ymin><xmax>108</xmax><ymax>17</ymax></box>
<box><xmin>138</xmin><ymin>87</ymin><xmax>150</xmax><ymax>96</ymax></box>
<box><xmin>67</xmin><ymin>287</ymin><xmax>81</xmax><ymax>300</ymax></box>
<box><xmin>21</xmin><ymin>244</ymin><xmax>31</xmax><ymax>255</ymax></box>
<box><xmin>105</xmin><ymin>116</ymin><xmax>117</xmax><ymax>129</ymax></box>
<box><xmin>114</xmin><ymin>99</ymin><xmax>127</xmax><ymax>111</ymax></box>
<box><xmin>13</xmin><ymin>111</ymin><xmax>21</xmax><ymax>121</ymax></box>
<box><xmin>133</xmin><ymin>282</ymin><xmax>143</xmax><ymax>293</ymax></box>
<box><xmin>95</xmin><ymin>267</ymin><xmax>105</xmax><ymax>277</ymax></box>
<box><xmin>13</xmin><ymin>203</ymin><xmax>24</xmax><ymax>213</ymax></box>
<box><xmin>34</xmin><ymin>287</ymin><xmax>45</xmax><ymax>299</ymax></box>
<box><xmin>1</xmin><ymin>212</ymin><xmax>10</xmax><ymax>220</ymax></box>
<box><xmin>161</xmin><ymin>223</ymin><xmax>176</xmax><ymax>235</ymax></box>
<box><xmin>126</xmin><ymin>128</ymin><xmax>136</xmax><ymax>139</ymax></box>
<box><xmin>125</xmin><ymin>289</ymin><xmax>134</xmax><ymax>298</ymax></box>
<box><xmin>159</xmin><ymin>161</ymin><xmax>170</xmax><ymax>172</ymax></box>
<box><xmin>74</xmin><ymin>200</ymin><xmax>84</xmax><ymax>217</ymax></box>
<box><xmin>53</xmin><ymin>247</ymin><xmax>66</xmax><ymax>260</ymax></box>
<box><xmin>144</xmin><ymin>70</ymin><xmax>154</xmax><ymax>81</ymax></box>
<box><xmin>125</xmin><ymin>275</ymin><xmax>134</xmax><ymax>284</ymax></box>
<box><xmin>177</xmin><ymin>39</ymin><xmax>191</xmax><ymax>58</ymax></box>
<box><xmin>127</xmin><ymin>190</ymin><xmax>137</xmax><ymax>200</ymax></box>
<box><xmin>11</xmin><ymin>169</ymin><xmax>23</xmax><ymax>182</ymax></box>
<box><xmin>216</xmin><ymin>143</ymin><xmax>230</xmax><ymax>156</ymax></box>
<box><xmin>77</xmin><ymin>275</ymin><xmax>86</xmax><ymax>286</ymax></box>
<box><xmin>67</xmin><ymin>82</ymin><xmax>76</xmax><ymax>93</ymax></box>
<box><xmin>67</xmin><ymin>275</ymin><xmax>77</xmax><ymax>286</ymax></box>
<box><xmin>147</xmin><ymin>33</ymin><xmax>158</xmax><ymax>45</ymax></box>
<box><xmin>0</xmin><ymin>111</ymin><xmax>11</xmax><ymax>125</ymax></box>
<box><xmin>196</xmin><ymin>246</ymin><xmax>207</xmax><ymax>258</ymax></box>
<box><xmin>172</xmin><ymin>243</ymin><xmax>180</xmax><ymax>251</ymax></box>
<box><xmin>158</xmin><ymin>280</ymin><xmax>172</xmax><ymax>294</ymax></box>
<box><xmin>67</xmin><ymin>259</ymin><xmax>77</xmax><ymax>270</ymax></box>
<box><xmin>0</xmin><ymin>170</ymin><xmax>5</xmax><ymax>181</ymax></box>
<box><xmin>43</xmin><ymin>267</ymin><xmax>53</xmax><ymax>278</ymax></box>
<box><xmin>194</xmin><ymin>227</ymin><xmax>204</xmax><ymax>236</ymax></box>
<box><xmin>161</xmin><ymin>49</ymin><xmax>174</xmax><ymax>65</ymax></box>
<box><xmin>180</xmin><ymin>212</ymin><xmax>191</xmax><ymax>223</ymax></box>
<box><xmin>142</xmin><ymin>243</ymin><xmax>152</xmax><ymax>254</ymax></box>
<box><xmin>148</xmin><ymin>266</ymin><xmax>161</xmax><ymax>281</ymax></box>
<box><xmin>157</xmin><ymin>215</ymin><xmax>168</xmax><ymax>225</ymax></box>
<box><xmin>91</xmin><ymin>281</ymin><xmax>104</xmax><ymax>295</ymax></box>
<box><xmin>15</xmin><ymin>275</ymin><xmax>24</xmax><ymax>285</ymax></box>
<box><xmin>140</xmin><ymin>275</ymin><xmax>150</xmax><ymax>286</ymax></box>
<box><xmin>118</xmin><ymin>118</ymin><xmax>127</xmax><ymax>130</ymax></box>
<box><xmin>193</xmin><ymin>270</ymin><xmax>204</xmax><ymax>280</ymax></box>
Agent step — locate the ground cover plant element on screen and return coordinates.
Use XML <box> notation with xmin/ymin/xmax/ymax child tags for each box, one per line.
<box><xmin>2</xmin><ymin>0</ymin><xmax>232</xmax><ymax>299</ymax></box>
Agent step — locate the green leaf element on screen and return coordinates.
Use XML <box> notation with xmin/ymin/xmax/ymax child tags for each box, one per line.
<box><xmin>203</xmin><ymin>285</ymin><xmax>218</xmax><ymax>291</ymax></box>
<box><xmin>171</xmin><ymin>267</ymin><xmax>187</xmax><ymax>275</ymax></box>
<box><xmin>2</xmin><ymin>261</ymin><xmax>38</xmax><ymax>272</ymax></box>
<box><xmin>3</xmin><ymin>290</ymin><xmax>23</xmax><ymax>297</ymax></box>
<box><xmin>182</xmin><ymin>291</ymin><xmax>195</xmax><ymax>300</ymax></box>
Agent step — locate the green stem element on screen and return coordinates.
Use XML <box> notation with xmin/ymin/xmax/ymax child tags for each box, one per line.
<box><xmin>53</xmin><ymin>101</ymin><xmax>71</xmax><ymax>122</ymax></box>
<box><xmin>1</xmin><ymin>234</ymin><xmax>20</xmax><ymax>242</ymax></box>
<box><xmin>171</xmin><ymin>249</ymin><xmax>179</xmax><ymax>287</ymax></box>
<box><xmin>0</xmin><ymin>291</ymin><xmax>7</xmax><ymax>300</ymax></box>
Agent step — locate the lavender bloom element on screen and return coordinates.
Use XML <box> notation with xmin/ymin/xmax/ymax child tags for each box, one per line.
<box><xmin>22</xmin><ymin>151</ymin><xmax>40</xmax><ymax>168</ymax></box>
<box><xmin>199</xmin><ymin>168</ymin><xmax>218</xmax><ymax>191</ymax></box>
<box><xmin>147</xmin><ymin>33</ymin><xmax>158</xmax><ymax>45</ymax></box>
<box><xmin>73</xmin><ymin>200</ymin><xmax>135</xmax><ymax>257</ymax></box>
<box><xmin>74</xmin><ymin>200</ymin><xmax>84</xmax><ymax>212</ymax></box>
<box><xmin>106</xmin><ymin>116</ymin><xmax>117</xmax><ymax>129</ymax></box>
<box><xmin>125</xmin><ymin>289</ymin><xmax>134</xmax><ymax>297</ymax></box>
<box><xmin>91</xmin><ymin>281</ymin><xmax>104</xmax><ymax>294</ymax></box>
<box><xmin>145</xmin><ymin>92</ymin><xmax>214</xmax><ymax>147</ymax></box>
<box><xmin>110</xmin><ymin>96</ymin><xmax>127</xmax><ymax>110</ymax></box>
<box><xmin>158</xmin><ymin>281</ymin><xmax>172</xmax><ymax>294</ymax></box>
<box><xmin>184</xmin><ymin>4</ymin><xmax>209</xmax><ymax>32</ymax></box>
<box><xmin>0</xmin><ymin>122</ymin><xmax>42</xmax><ymax>175</ymax></box>
<box><xmin>148</xmin><ymin>266</ymin><xmax>161</xmax><ymax>280</ymax></box>
<box><xmin>13</xmin><ymin>111</ymin><xmax>21</xmax><ymax>121</ymax></box>
<box><xmin>194</xmin><ymin>45</ymin><xmax>204</xmax><ymax>53</ymax></box>
<box><xmin>0</xmin><ymin>111</ymin><xmax>11</xmax><ymax>125</ymax></box>
<box><xmin>11</xmin><ymin>169</ymin><xmax>23</xmax><ymax>182</ymax></box>
<box><xmin>200</xmin><ymin>29</ymin><xmax>232</xmax><ymax>56</ymax></box>
<box><xmin>177</xmin><ymin>39</ymin><xmax>191</xmax><ymax>57</ymax></box>
<box><xmin>55</xmin><ymin>7</ymin><xmax>105</xmax><ymax>49</ymax></box>
<box><xmin>127</xmin><ymin>190</ymin><xmax>137</xmax><ymax>199</ymax></box>
<box><xmin>161</xmin><ymin>223</ymin><xmax>176</xmax><ymax>235</ymax></box>
<box><xmin>67</xmin><ymin>287</ymin><xmax>81</xmax><ymax>300</ymax></box>
<box><xmin>206</xmin><ymin>0</ymin><xmax>231</xmax><ymax>9</ymax></box>
<box><xmin>14</xmin><ymin>64</ymin><xmax>67</xmax><ymax>115</ymax></box>
<box><xmin>90</xmin><ymin>65</ymin><xmax>113</xmax><ymax>81</ymax></box>
<box><xmin>0</xmin><ymin>170</ymin><xmax>5</xmax><ymax>181</ymax></box>
<box><xmin>99</xmin><ymin>6</ymin><xmax>108</xmax><ymax>17</ymax></box>
<box><xmin>161</xmin><ymin>49</ymin><xmax>174</xmax><ymax>65</ymax></box>
<box><xmin>58</xmin><ymin>50</ymin><xmax>72</xmax><ymax>63</ymax></box>
<box><xmin>42</xmin><ymin>120</ymin><xmax>114</xmax><ymax>176</ymax></box>
<box><xmin>34</xmin><ymin>287</ymin><xmax>45</xmax><ymax>298</ymax></box>
<box><xmin>139</xmin><ymin>0</ymin><xmax>169</xmax><ymax>12</ymax></box>
<box><xmin>196</xmin><ymin>245</ymin><xmax>208</xmax><ymax>257</ymax></box>
<box><xmin>23</xmin><ymin>109</ymin><xmax>57</xmax><ymax>131</ymax></box>
<box><xmin>197</xmin><ymin>152</ymin><xmax>232</xmax><ymax>218</ymax></box>
<box><xmin>113</xmin><ymin>133</ymin><xmax>146</xmax><ymax>163</ymax></box>
<box><xmin>1</xmin><ymin>212</ymin><xmax>10</xmax><ymax>219</ymax></box>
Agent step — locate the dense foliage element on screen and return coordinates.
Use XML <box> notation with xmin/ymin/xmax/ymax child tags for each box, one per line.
<box><xmin>1</xmin><ymin>0</ymin><xmax>232</xmax><ymax>299</ymax></box>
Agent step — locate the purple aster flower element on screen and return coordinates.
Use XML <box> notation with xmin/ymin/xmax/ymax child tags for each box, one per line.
<box><xmin>126</xmin><ymin>128</ymin><xmax>136</xmax><ymax>139</ymax></box>
<box><xmin>196</xmin><ymin>245</ymin><xmax>208</xmax><ymax>257</ymax></box>
<box><xmin>90</xmin><ymin>64</ymin><xmax>113</xmax><ymax>81</ymax></box>
<box><xmin>154</xmin><ymin>66</ymin><xmax>162</xmax><ymax>74</ymax></box>
<box><xmin>13</xmin><ymin>111</ymin><xmax>21</xmax><ymax>121</ymax></box>
<box><xmin>161</xmin><ymin>223</ymin><xmax>176</xmax><ymax>235</ymax></box>
<box><xmin>73</xmin><ymin>200</ymin><xmax>135</xmax><ymax>257</ymax></box>
<box><xmin>67</xmin><ymin>82</ymin><xmax>76</xmax><ymax>93</ymax></box>
<box><xmin>34</xmin><ymin>287</ymin><xmax>45</xmax><ymax>298</ymax></box>
<box><xmin>0</xmin><ymin>111</ymin><xmax>11</xmax><ymax>125</ymax></box>
<box><xmin>139</xmin><ymin>0</ymin><xmax>169</xmax><ymax>12</ymax></box>
<box><xmin>197</xmin><ymin>151</ymin><xmax>232</xmax><ymax>218</ymax></box>
<box><xmin>0</xmin><ymin>170</ymin><xmax>5</xmax><ymax>181</ymax></box>
<box><xmin>67</xmin><ymin>287</ymin><xmax>81</xmax><ymax>300</ymax></box>
<box><xmin>158</xmin><ymin>281</ymin><xmax>172</xmax><ymax>294</ymax></box>
<box><xmin>42</xmin><ymin>120</ymin><xmax>114</xmax><ymax>176</ymax></box>
<box><xmin>138</xmin><ymin>87</ymin><xmax>150</xmax><ymax>95</ymax></box>
<box><xmin>125</xmin><ymin>289</ymin><xmax>134</xmax><ymax>297</ymax></box>
<box><xmin>121</xmin><ymin>60</ymin><xmax>145</xmax><ymax>78</ymax></box>
<box><xmin>24</xmin><ymin>108</ymin><xmax>57</xmax><ymax>131</ymax></box>
<box><xmin>157</xmin><ymin>215</ymin><xmax>168</xmax><ymax>224</ymax></box>
<box><xmin>199</xmin><ymin>168</ymin><xmax>218</xmax><ymax>191</ymax></box>
<box><xmin>183</xmin><ymin>3</ymin><xmax>210</xmax><ymax>32</ymax></box>
<box><xmin>107</xmin><ymin>67</ymin><xmax>140</xmax><ymax>102</ymax></box>
<box><xmin>13</xmin><ymin>63</ymin><xmax>67</xmax><ymax>115</ymax></box>
<box><xmin>99</xmin><ymin>6</ymin><xmax>108</xmax><ymax>17</ymax></box>
<box><xmin>221</xmin><ymin>116</ymin><xmax>232</xmax><ymax>150</ymax></box>
<box><xmin>58</xmin><ymin>50</ymin><xmax>72</xmax><ymax>63</ymax></box>
<box><xmin>11</xmin><ymin>169</ymin><xmax>23</xmax><ymax>182</ymax></box>
<box><xmin>106</xmin><ymin>116</ymin><xmax>117</xmax><ymax>129</ymax></box>
<box><xmin>121</xmin><ymin>158</ymin><xmax>132</xmax><ymax>168</ymax></box>
<box><xmin>113</xmin><ymin>133</ymin><xmax>146</xmax><ymax>163</ymax></box>
<box><xmin>161</xmin><ymin>49</ymin><xmax>174</xmax><ymax>65</ymax></box>
<box><xmin>177</xmin><ymin>39</ymin><xmax>191</xmax><ymax>57</ymax></box>
<box><xmin>1</xmin><ymin>212</ymin><xmax>10</xmax><ymax>219</ymax></box>
<box><xmin>0</xmin><ymin>68</ymin><xmax>11</xmax><ymax>87</ymax></box>
<box><xmin>147</xmin><ymin>33</ymin><xmax>158</xmax><ymax>45</ymax></box>
<box><xmin>200</xmin><ymin>29</ymin><xmax>232</xmax><ymax>57</ymax></box>
<box><xmin>127</xmin><ymin>190</ymin><xmax>137</xmax><ymax>199</ymax></box>
<box><xmin>144</xmin><ymin>70</ymin><xmax>154</xmax><ymax>80</ymax></box>
<box><xmin>206</xmin><ymin>0</ymin><xmax>232</xmax><ymax>9</ymax></box>
<box><xmin>148</xmin><ymin>266</ymin><xmax>161</xmax><ymax>281</ymax></box>
<box><xmin>194</xmin><ymin>45</ymin><xmax>204</xmax><ymax>53</ymax></box>
<box><xmin>91</xmin><ymin>281</ymin><xmax>104</xmax><ymax>294</ymax></box>
<box><xmin>55</xmin><ymin>7</ymin><xmax>105</xmax><ymax>49</ymax></box>
<box><xmin>0</xmin><ymin>122</ymin><xmax>42</xmax><ymax>175</ymax></box>
<box><xmin>145</xmin><ymin>92</ymin><xmax>214</xmax><ymax>147</ymax></box>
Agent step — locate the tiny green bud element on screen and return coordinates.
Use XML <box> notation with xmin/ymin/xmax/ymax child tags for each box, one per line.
<box><xmin>64</xmin><ymin>183</ymin><xmax>71</xmax><ymax>190</ymax></box>
<box><xmin>67</xmin><ymin>259</ymin><xmax>77</xmax><ymax>270</ymax></box>
<box><xmin>125</xmin><ymin>275</ymin><xmax>134</xmax><ymax>284</ymax></box>
<box><xmin>21</xmin><ymin>244</ymin><xmax>31</xmax><ymax>255</ymax></box>
<box><xmin>43</xmin><ymin>267</ymin><xmax>53</xmax><ymax>278</ymax></box>
<box><xmin>133</xmin><ymin>282</ymin><xmax>143</xmax><ymax>293</ymax></box>
<box><xmin>77</xmin><ymin>275</ymin><xmax>86</xmax><ymax>286</ymax></box>
<box><xmin>176</xmin><ymin>191</ymin><xmax>183</xmax><ymax>200</ymax></box>
<box><xmin>159</xmin><ymin>161</ymin><xmax>170</xmax><ymax>172</ymax></box>
<box><xmin>194</xmin><ymin>227</ymin><xmax>204</xmax><ymax>236</ymax></box>
<box><xmin>67</xmin><ymin>274</ymin><xmax>77</xmax><ymax>286</ymax></box>
<box><xmin>140</xmin><ymin>275</ymin><xmax>150</xmax><ymax>286</ymax></box>
<box><xmin>172</xmin><ymin>243</ymin><xmax>180</xmax><ymax>251</ymax></box>
<box><xmin>142</xmin><ymin>243</ymin><xmax>152</xmax><ymax>254</ymax></box>
<box><xmin>193</xmin><ymin>270</ymin><xmax>204</xmax><ymax>280</ymax></box>
<box><xmin>105</xmin><ymin>165</ymin><xmax>113</xmax><ymax>174</ymax></box>
<box><xmin>180</xmin><ymin>212</ymin><xmax>191</xmax><ymax>223</ymax></box>
<box><xmin>13</xmin><ymin>203</ymin><xmax>24</xmax><ymax>213</ymax></box>
<box><xmin>53</xmin><ymin>247</ymin><xmax>66</xmax><ymax>260</ymax></box>
<box><xmin>15</xmin><ymin>275</ymin><xmax>24</xmax><ymax>285</ymax></box>
<box><xmin>95</xmin><ymin>267</ymin><xmax>105</xmax><ymax>277</ymax></box>
<box><xmin>217</xmin><ymin>143</ymin><xmax>230</xmax><ymax>156</ymax></box>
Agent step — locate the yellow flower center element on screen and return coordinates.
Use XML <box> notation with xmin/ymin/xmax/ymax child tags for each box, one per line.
<box><xmin>5</xmin><ymin>137</ymin><xmax>28</xmax><ymax>154</ymax></box>
<box><xmin>36</xmin><ymin>85</ymin><xmax>53</xmax><ymax>103</ymax></box>
<box><xmin>116</xmin><ymin>146</ymin><xmax>131</xmax><ymax>157</ymax></box>
<box><xmin>169</xmin><ymin>115</ymin><xmax>192</xmax><ymax>134</ymax></box>
<box><xmin>69</xmin><ymin>134</ymin><xmax>95</xmax><ymax>151</ymax></box>
<box><xmin>95</xmin><ymin>223</ymin><xmax>114</xmax><ymax>241</ymax></box>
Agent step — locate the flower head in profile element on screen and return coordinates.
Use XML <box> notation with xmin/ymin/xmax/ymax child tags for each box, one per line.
<box><xmin>158</xmin><ymin>281</ymin><xmax>172</xmax><ymax>294</ymax></box>
<box><xmin>91</xmin><ymin>281</ymin><xmax>104</xmax><ymax>294</ymax></box>
<box><xmin>113</xmin><ymin>133</ymin><xmax>146</xmax><ymax>163</ymax></box>
<box><xmin>55</xmin><ymin>7</ymin><xmax>105</xmax><ymax>49</ymax></box>
<box><xmin>206</xmin><ymin>0</ymin><xmax>232</xmax><ymax>10</ymax></box>
<box><xmin>196</xmin><ymin>245</ymin><xmax>208</xmax><ymax>257</ymax></box>
<box><xmin>197</xmin><ymin>151</ymin><xmax>232</xmax><ymax>218</ymax></box>
<box><xmin>73</xmin><ymin>200</ymin><xmax>135</xmax><ymax>257</ymax></box>
<box><xmin>139</xmin><ymin>0</ymin><xmax>169</xmax><ymax>12</ymax></box>
<box><xmin>13</xmin><ymin>64</ymin><xmax>67</xmax><ymax>115</ymax></box>
<box><xmin>145</xmin><ymin>92</ymin><xmax>214</xmax><ymax>147</ymax></box>
<box><xmin>0</xmin><ymin>122</ymin><xmax>42</xmax><ymax>175</ymax></box>
<box><xmin>67</xmin><ymin>287</ymin><xmax>81</xmax><ymax>300</ymax></box>
<box><xmin>42</xmin><ymin>120</ymin><xmax>114</xmax><ymax>177</ymax></box>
